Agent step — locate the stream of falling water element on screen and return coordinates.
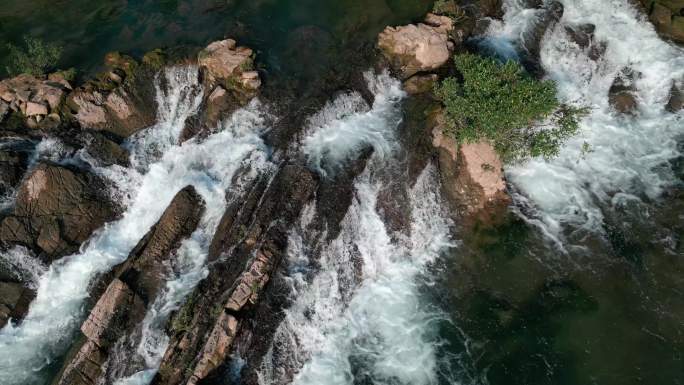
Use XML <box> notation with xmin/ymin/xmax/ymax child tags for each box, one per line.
<box><xmin>0</xmin><ymin>66</ymin><xmax>270</xmax><ymax>385</ymax></box>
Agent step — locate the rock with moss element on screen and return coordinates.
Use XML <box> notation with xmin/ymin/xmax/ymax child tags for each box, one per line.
<box><xmin>198</xmin><ymin>39</ymin><xmax>261</xmax><ymax>96</ymax></box>
<box><xmin>66</xmin><ymin>52</ymin><xmax>157</xmax><ymax>139</ymax></box>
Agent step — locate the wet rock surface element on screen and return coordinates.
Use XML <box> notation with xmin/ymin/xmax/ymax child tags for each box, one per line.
<box><xmin>639</xmin><ymin>0</ymin><xmax>684</xmax><ymax>44</ymax></box>
<box><xmin>152</xmin><ymin>165</ymin><xmax>316</xmax><ymax>385</ymax></box>
<box><xmin>609</xmin><ymin>67</ymin><xmax>640</xmax><ymax>114</ymax></box>
<box><xmin>53</xmin><ymin>186</ymin><xmax>205</xmax><ymax>385</ymax></box>
<box><xmin>0</xmin><ymin>162</ymin><xmax>117</xmax><ymax>262</ymax></box>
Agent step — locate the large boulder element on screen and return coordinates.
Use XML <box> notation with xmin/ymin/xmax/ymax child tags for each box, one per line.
<box><xmin>181</xmin><ymin>39</ymin><xmax>262</xmax><ymax>141</ymax></box>
<box><xmin>53</xmin><ymin>186</ymin><xmax>205</xmax><ymax>385</ymax></box>
<box><xmin>431</xmin><ymin>109</ymin><xmax>508</xmax><ymax>214</ymax></box>
<box><xmin>0</xmin><ymin>163</ymin><xmax>117</xmax><ymax>262</ymax></box>
<box><xmin>66</xmin><ymin>86</ymin><xmax>155</xmax><ymax>139</ymax></box>
<box><xmin>378</xmin><ymin>13</ymin><xmax>455</xmax><ymax>79</ymax></box>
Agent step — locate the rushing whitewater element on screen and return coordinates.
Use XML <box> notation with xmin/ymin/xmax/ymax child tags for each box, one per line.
<box><xmin>489</xmin><ymin>0</ymin><xmax>684</xmax><ymax>239</ymax></box>
<box><xmin>302</xmin><ymin>70</ymin><xmax>405</xmax><ymax>175</ymax></box>
<box><xmin>259</xmin><ymin>71</ymin><xmax>455</xmax><ymax>385</ymax></box>
<box><xmin>0</xmin><ymin>67</ymin><xmax>270</xmax><ymax>385</ymax></box>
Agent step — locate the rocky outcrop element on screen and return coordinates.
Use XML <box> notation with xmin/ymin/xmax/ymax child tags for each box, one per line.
<box><xmin>153</xmin><ymin>165</ymin><xmax>316</xmax><ymax>385</ymax></box>
<box><xmin>639</xmin><ymin>0</ymin><xmax>684</xmax><ymax>44</ymax></box>
<box><xmin>0</xmin><ymin>163</ymin><xmax>117</xmax><ymax>262</ymax></box>
<box><xmin>430</xmin><ymin>109</ymin><xmax>508</xmax><ymax>215</ymax></box>
<box><xmin>378</xmin><ymin>13</ymin><xmax>455</xmax><ymax>79</ymax></box>
<box><xmin>403</xmin><ymin>73</ymin><xmax>439</xmax><ymax>95</ymax></box>
<box><xmin>609</xmin><ymin>68</ymin><xmax>640</xmax><ymax>114</ymax></box>
<box><xmin>181</xmin><ymin>39</ymin><xmax>262</xmax><ymax>141</ymax></box>
<box><xmin>66</xmin><ymin>53</ymin><xmax>157</xmax><ymax>139</ymax></box>
<box><xmin>53</xmin><ymin>186</ymin><xmax>205</xmax><ymax>385</ymax></box>
<box><xmin>198</xmin><ymin>39</ymin><xmax>260</xmax><ymax>94</ymax></box>
<box><xmin>0</xmin><ymin>73</ymin><xmax>72</xmax><ymax>131</ymax></box>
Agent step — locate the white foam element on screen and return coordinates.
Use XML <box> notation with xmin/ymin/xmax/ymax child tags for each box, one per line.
<box><xmin>301</xmin><ymin>71</ymin><xmax>405</xmax><ymax>176</ymax></box>
<box><xmin>0</xmin><ymin>246</ymin><xmax>47</xmax><ymax>290</ymax></box>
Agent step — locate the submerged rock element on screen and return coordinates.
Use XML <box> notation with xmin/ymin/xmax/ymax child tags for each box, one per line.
<box><xmin>403</xmin><ymin>73</ymin><xmax>439</xmax><ymax>95</ymax></box>
<box><xmin>53</xmin><ymin>186</ymin><xmax>205</xmax><ymax>385</ymax></box>
<box><xmin>0</xmin><ymin>163</ymin><xmax>117</xmax><ymax>262</ymax></box>
<box><xmin>378</xmin><ymin>13</ymin><xmax>455</xmax><ymax>79</ymax></box>
<box><xmin>666</xmin><ymin>82</ymin><xmax>683</xmax><ymax>112</ymax></box>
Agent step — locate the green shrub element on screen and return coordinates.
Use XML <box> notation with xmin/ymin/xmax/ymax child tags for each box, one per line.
<box><xmin>5</xmin><ymin>36</ymin><xmax>63</xmax><ymax>77</ymax></box>
<box><xmin>432</xmin><ymin>0</ymin><xmax>464</xmax><ymax>19</ymax></box>
<box><xmin>435</xmin><ymin>53</ymin><xmax>585</xmax><ymax>163</ymax></box>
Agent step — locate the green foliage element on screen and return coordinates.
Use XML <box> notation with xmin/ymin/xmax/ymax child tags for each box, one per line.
<box><xmin>5</xmin><ymin>36</ymin><xmax>63</xmax><ymax>77</ymax></box>
<box><xmin>435</xmin><ymin>53</ymin><xmax>585</xmax><ymax>163</ymax></box>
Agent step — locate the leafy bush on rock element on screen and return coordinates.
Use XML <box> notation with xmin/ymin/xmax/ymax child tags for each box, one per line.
<box><xmin>435</xmin><ymin>53</ymin><xmax>586</xmax><ymax>163</ymax></box>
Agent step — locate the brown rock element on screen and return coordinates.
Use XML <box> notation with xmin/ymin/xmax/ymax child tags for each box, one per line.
<box><xmin>80</xmin><ymin>278</ymin><xmax>143</xmax><ymax>348</ymax></box>
<box><xmin>378</xmin><ymin>20</ymin><xmax>453</xmax><ymax>79</ymax></box>
<box><xmin>608</xmin><ymin>68</ymin><xmax>639</xmax><ymax>114</ymax></box>
<box><xmin>431</xmin><ymin>109</ymin><xmax>508</xmax><ymax>213</ymax></box>
<box><xmin>0</xmin><ymin>163</ymin><xmax>117</xmax><ymax>261</ymax></box>
<box><xmin>25</xmin><ymin>101</ymin><xmax>48</xmax><ymax>117</ymax></box>
<box><xmin>198</xmin><ymin>39</ymin><xmax>257</xmax><ymax>90</ymax></box>
<box><xmin>189</xmin><ymin>312</ymin><xmax>238</xmax><ymax>384</ymax></box>
<box><xmin>0</xmin><ymin>281</ymin><xmax>35</xmax><ymax>328</ymax></box>
<box><xmin>53</xmin><ymin>186</ymin><xmax>205</xmax><ymax>385</ymax></box>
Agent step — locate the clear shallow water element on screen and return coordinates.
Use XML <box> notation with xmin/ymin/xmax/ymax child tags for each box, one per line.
<box><xmin>436</xmin><ymin>1</ymin><xmax>684</xmax><ymax>385</ymax></box>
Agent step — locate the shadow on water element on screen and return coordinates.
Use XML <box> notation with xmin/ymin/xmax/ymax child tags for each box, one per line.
<box><xmin>430</xmin><ymin>191</ymin><xmax>684</xmax><ymax>385</ymax></box>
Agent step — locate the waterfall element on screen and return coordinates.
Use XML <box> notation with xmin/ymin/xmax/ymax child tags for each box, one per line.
<box><xmin>490</xmin><ymin>0</ymin><xmax>684</xmax><ymax>239</ymax></box>
<box><xmin>259</xmin><ymin>72</ymin><xmax>456</xmax><ymax>385</ymax></box>
<box><xmin>110</xmin><ymin>102</ymin><xmax>274</xmax><ymax>385</ymax></box>
<box><xmin>0</xmin><ymin>67</ymin><xmax>269</xmax><ymax>385</ymax></box>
